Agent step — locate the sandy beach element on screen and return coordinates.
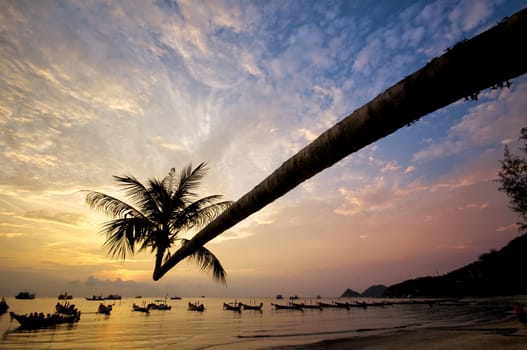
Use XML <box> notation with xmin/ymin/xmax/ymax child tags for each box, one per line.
<box><xmin>267</xmin><ymin>318</ymin><xmax>527</xmax><ymax>350</ymax></box>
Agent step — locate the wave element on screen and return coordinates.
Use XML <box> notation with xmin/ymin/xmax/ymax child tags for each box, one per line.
<box><xmin>236</xmin><ymin>323</ymin><xmax>423</xmax><ymax>339</ymax></box>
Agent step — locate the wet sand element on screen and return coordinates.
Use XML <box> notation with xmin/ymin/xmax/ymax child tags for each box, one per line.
<box><xmin>266</xmin><ymin>319</ymin><xmax>527</xmax><ymax>350</ymax></box>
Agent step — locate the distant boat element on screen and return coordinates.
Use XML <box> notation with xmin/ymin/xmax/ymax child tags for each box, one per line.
<box><xmin>290</xmin><ymin>302</ymin><xmax>321</xmax><ymax>310</ymax></box>
<box><xmin>15</xmin><ymin>292</ymin><xmax>35</xmax><ymax>299</ymax></box>
<box><xmin>58</xmin><ymin>292</ymin><xmax>73</xmax><ymax>300</ymax></box>
<box><xmin>289</xmin><ymin>295</ymin><xmax>299</xmax><ymax>300</ymax></box>
<box><xmin>170</xmin><ymin>296</ymin><xmax>182</xmax><ymax>300</ymax></box>
<box><xmin>239</xmin><ymin>302</ymin><xmax>263</xmax><ymax>311</ymax></box>
<box><xmin>10</xmin><ymin>311</ymin><xmax>80</xmax><ymax>329</ymax></box>
<box><xmin>85</xmin><ymin>295</ymin><xmax>104</xmax><ymax>301</ymax></box>
<box><xmin>148</xmin><ymin>299</ymin><xmax>172</xmax><ymax>310</ymax></box>
<box><xmin>223</xmin><ymin>302</ymin><xmax>241</xmax><ymax>312</ymax></box>
<box><xmin>132</xmin><ymin>303</ymin><xmax>149</xmax><ymax>313</ymax></box>
<box><xmin>150</xmin><ymin>303</ymin><xmax>171</xmax><ymax>310</ymax></box>
<box><xmin>317</xmin><ymin>302</ymin><xmax>339</xmax><ymax>308</ymax></box>
<box><xmin>104</xmin><ymin>294</ymin><xmax>122</xmax><ymax>300</ymax></box>
<box><xmin>332</xmin><ymin>301</ymin><xmax>352</xmax><ymax>309</ymax></box>
<box><xmin>188</xmin><ymin>301</ymin><xmax>205</xmax><ymax>312</ymax></box>
<box><xmin>271</xmin><ymin>303</ymin><xmax>303</xmax><ymax>311</ymax></box>
<box><xmin>55</xmin><ymin>301</ymin><xmax>80</xmax><ymax>315</ymax></box>
<box><xmin>0</xmin><ymin>297</ymin><xmax>9</xmax><ymax>314</ymax></box>
<box><xmin>275</xmin><ymin>294</ymin><xmax>284</xmax><ymax>299</ymax></box>
<box><xmin>97</xmin><ymin>303</ymin><xmax>113</xmax><ymax>315</ymax></box>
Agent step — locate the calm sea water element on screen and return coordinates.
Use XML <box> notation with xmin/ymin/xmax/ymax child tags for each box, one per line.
<box><xmin>0</xmin><ymin>296</ymin><xmax>523</xmax><ymax>349</ymax></box>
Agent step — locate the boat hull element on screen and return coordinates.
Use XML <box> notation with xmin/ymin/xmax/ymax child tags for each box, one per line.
<box><xmin>132</xmin><ymin>304</ymin><xmax>150</xmax><ymax>313</ymax></box>
<box><xmin>240</xmin><ymin>303</ymin><xmax>263</xmax><ymax>311</ymax></box>
<box><xmin>223</xmin><ymin>302</ymin><xmax>242</xmax><ymax>312</ymax></box>
<box><xmin>188</xmin><ymin>302</ymin><xmax>205</xmax><ymax>312</ymax></box>
<box><xmin>10</xmin><ymin>312</ymin><xmax>80</xmax><ymax>329</ymax></box>
<box><xmin>147</xmin><ymin>303</ymin><xmax>172</xmax><ymax>310</ymax></box>
<box><xmin>271</xmin><ymin>303</ymin><xmax>303</xmax><ymax>311</ymax></box>
<box><xmin>15</xmin><ymin>292</ymin><xmax>35</xmax><ymax>300</ymax></box>
<box><xmin>97</xmin><ymin>304</ymin><xmax>113</xmax><ymax>315</ymax></box>
<box><xmin>0</xmin><ymin>300</ymin><xmax>9</xmax><ymax>314</ymax></box>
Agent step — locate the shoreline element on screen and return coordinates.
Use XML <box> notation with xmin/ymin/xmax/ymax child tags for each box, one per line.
<box><xmin>264</xmin><ymin>318</ymin><xmax>527</xmax><ymax>350</ymax></box>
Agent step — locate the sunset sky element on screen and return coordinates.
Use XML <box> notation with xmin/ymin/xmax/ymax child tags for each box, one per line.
<box><xmin>1</xmin><ymin>0</ymin><xmax>526</xmax><ymax>298</ymax></box>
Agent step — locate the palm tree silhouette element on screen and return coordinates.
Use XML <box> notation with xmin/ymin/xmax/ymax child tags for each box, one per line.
<box><xmin>85</xmin><ymin>163</ymin><xmax>232</xmax><ymax>282</ymax></box>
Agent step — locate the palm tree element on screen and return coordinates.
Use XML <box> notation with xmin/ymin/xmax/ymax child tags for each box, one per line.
<box><xmin>85</xmin><ymin>163</ymin><xmax>232</xmax><ymax>282</ymax></box>
<box><xmin>152</xmin><ymin>8</ymin><xmax>527</xmax><ymax>281</ymax></box>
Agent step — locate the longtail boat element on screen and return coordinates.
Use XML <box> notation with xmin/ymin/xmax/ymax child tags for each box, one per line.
<box><xmin>15</xmin><ymin>292</ymin><xmax>35</xmax><ymax>299</ymax></box>
<box><xmin>57</xmin><ymin>292</ymin><xmax>73</xmax><ymax>300</ymax></box>
<box><xmin>332</xmin><ymin>302</ymin><xmax>352</xmax><ymax>309</ymax></box>
<box><xmin>290</xmin><ymin>302</ymin><xmax>322</xmax><ymax>310</ymax></box>
<box><xmin>271</xmin><ymin>303</ymin><xmax>303</xmax><ymax>311</ymax></box>
<box><xmin>223</xmin><ymin>302</ymin><xmax>241</xmax><ymax>312</ymax></box>
<box><xmin>104</xmin><ymin>294</ymin><xmax>122</xmax><ymax>300</ymax></box>
<box><xmin>10</xmin><ymin>311</ymin><xmax>80</xmax><ymax>329</ymax></box>
<box><xmin>240</xmin><ymin>302</ymin><xmax>263</xmax><ymax>311</ymax></box>
<box><xmin>317</xmin><ymin>302</ymin><xmax>339</xmax><ymax>308</ymax></box>
<box><xmin>0</xmin><ymin>297</ymin><xmax>9</xmax><ymax>314</ymax></box>
<box><xmin>55</xmin><ymin>301</ymin><xmax>80</xmax><ymax>315</ymax></box>
<box><xmin>188</xmin><ymin>301</ymin><xmax>205</xmax><ymax>312</ymax></box>
<box><xmin>97</xmin><ymin>303</ymin><xmax>112</xmax><ymax>315</ymax></box>
<box><xmin>132</xmin><ymin>303</ymin><xmax>149</xmax><ymax>313</ymax></box>
<box><xmin>147</xmin><ymin>302</ymin><xmax>172</xmax><ymax>310</ymax></box>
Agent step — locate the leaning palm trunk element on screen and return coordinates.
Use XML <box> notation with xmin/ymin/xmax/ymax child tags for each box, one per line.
<box><xmin>153</xmin><ymin>8</ymin><xmax>527</xmax><ymax>281</ymax></box>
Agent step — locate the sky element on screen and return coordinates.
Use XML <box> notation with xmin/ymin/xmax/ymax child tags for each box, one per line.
<box><xmin>1</xmin><ymin>0</ymin><xmax>526</xmax><ymax>299</ymax></box>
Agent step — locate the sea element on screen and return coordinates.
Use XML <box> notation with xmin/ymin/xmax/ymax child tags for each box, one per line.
<box><xmin>0</xmin><ymin>295</ymin><xmax>523</xmax><ymax>350</ymax></box>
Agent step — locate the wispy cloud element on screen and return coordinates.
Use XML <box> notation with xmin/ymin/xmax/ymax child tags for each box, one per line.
<box><xmin>413</xmin><ymin>82</ymin><xmax>527</xmax><ymax>163</ymax></box>
<box><xmin>22</xmin><ymin>210</ymin><xmax>87</xmax><ymax>226</ymax></box>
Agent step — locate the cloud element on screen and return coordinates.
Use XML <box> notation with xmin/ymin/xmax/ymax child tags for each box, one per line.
<box><xmin>448</xmin><ymin>0</ymin><xmax>493</xmax><ymax>32</ymax></box>
<box><xmin>413</xmin><ymin>81</ymin><xmax>527</xmax><ymax>163</ymax></box>
<box><xmin>455</xmin><ymin>202</ymin><xmax>489</xmax><ymax>211</ymax></box>
<box><xmin>334</xmin><ymin>171</ymin><xmax>416</xmax><ymax>217</ymax></box>
<box><xmin>495</xmin><ymin>224</ymin><xmax>517</xmax><ymax>232</ymax></box>
<box><xmin>296</xmin><ymin>127</ymin><xmax>319</xmax><ymax>142</ymax></box>
<box><xmin>0</xmin><ymin>232</ymin><xmax>23</xmax><ymax>238</ymax></box>
<box><xmin>381</xmin><ymin>161</ymin><xmax>400</xmax><ymax>173</ymax></box>
<box><xmin>22</xmin><ymin>210</ymin><xmax>87</xmax><ymax>226</ymax></box>
<box><xmin>435</xmin><ymin>243</ymin><xmax>469</xmax><ymax>250</ymax></box>
<box><xmin>352</xmin><ymin>38</ymin><xmax>381</xmax><ymax>73</ymax></box>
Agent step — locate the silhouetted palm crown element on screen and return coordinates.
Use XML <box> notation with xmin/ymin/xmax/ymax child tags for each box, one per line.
<box><xmin>85</xmin><ymin>163</ymin><xmax>232</xmax><ymax>282</ymax></box>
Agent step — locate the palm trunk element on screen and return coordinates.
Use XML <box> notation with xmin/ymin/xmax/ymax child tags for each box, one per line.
<box><xmin>154</xmin><ymin>7</ymin><xmax>527</xmax><ymax>281</ymax></box>
<box><xmin>154</xmin><ymin>248</ymin><xmax>165</xmax><ymax>278</ymax></box>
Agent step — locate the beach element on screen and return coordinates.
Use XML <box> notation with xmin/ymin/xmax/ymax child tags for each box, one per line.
<box><xmin>268</xmin><ymin>318</ymin><xmax>527</xmax><ymax>350</ymax></box>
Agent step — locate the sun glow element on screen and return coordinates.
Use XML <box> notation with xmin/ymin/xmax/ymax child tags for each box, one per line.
<box><xmin>94</xmin><ymin>269</ymin><xmax>152</xmax><ymax>282</ymax></box>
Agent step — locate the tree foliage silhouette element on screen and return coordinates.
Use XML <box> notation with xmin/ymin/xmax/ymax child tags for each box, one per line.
<box><xmin>498</xmin><ymin>127</ymin><xmax>527</xmax><ymax>233</ymax></box>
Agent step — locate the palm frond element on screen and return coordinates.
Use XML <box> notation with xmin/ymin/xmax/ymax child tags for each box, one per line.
<box><xmin>114</xmin><ymin>175</ymin><xmax>161</xmax><ymax>218</ymax></box>
<box><xmin>180</xmin><ymin>239</ymin><xmax>226</xmax><ymax>283</ymax></box>
<box><xmin>84</xmin><ymin>191</ymin><xmax>140</xmax><ymax>218</ymax></box>
<box><xmin>169</xmin><ymin>198</ymin><xmax>232</xmax><ymax>235</ymax></box>
<box><xmin>147</xmin><ymin>178</ymin><xmax>174</xmax><ymax>218</ymax></box>
<box><xmin>137</xmin><ymin>227</ymin><xmax>172</xmax><ymax>255</ymax></box>
<box><xmin>100</xmin><ymin>217</ymin><xmax>152</xmax><ymax>260</ymax></box>
<box><xmin>173</xmin><ymin>162</ymin><xmax>208</xmax><ymax>202</ymax></box>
